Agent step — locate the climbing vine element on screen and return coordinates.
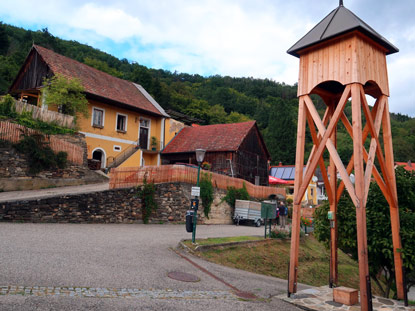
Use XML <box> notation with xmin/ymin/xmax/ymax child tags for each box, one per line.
<box><xmin>136</xmin><ymin>174</ymin><xmax>158</xmax><ymax>224</ymax></box>
<box><xmin>200</xmin><ymin>172</ymin><xmax>214</xmax><ymax>218</ymax></box>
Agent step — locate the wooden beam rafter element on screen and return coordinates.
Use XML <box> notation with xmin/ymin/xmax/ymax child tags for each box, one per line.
<box><xmin>336</xmin><ymin>99</ymin><xmax>394</xmax><ymax>207</ymax></box>
<box><xmin>360</xmin><ymin>87</ymin><xmax>386</xmax><ymax>206</ymax></box>
<box><xmin>304</xmin><ymin>106</ymin><xmax>334</xmax><ymax>203</ymax></box>
<box><xmin>302</xmin><ymin>85</ymin><xmax>357</xmax><ymax>206</ymax></box>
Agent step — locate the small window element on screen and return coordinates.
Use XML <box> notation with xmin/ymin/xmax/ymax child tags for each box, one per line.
<box><xmin>92</xmin><ymin>108</ymin><xmax>104</xmax><ymax>127</ymax></box>
<box><xmin>116</xmin><ymin>113</ymin><xmax>127</xmax><ymax>132</ymax></box>
<box><xmin>114</xmin><ymin>145</ymin><xmax>121</xmax><ymax>152</ymax></box>
<box><xmin>140</xmin><ymin>119</ymin><xmax>150</xmax><ymax>128</ymax></box>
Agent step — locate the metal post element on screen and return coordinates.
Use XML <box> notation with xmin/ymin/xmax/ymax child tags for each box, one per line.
<box><xmin>192</xmin><ymin>164</ymin><xmax>201</xmax><ymax>243</ymax></box>
<box><xmin>264</xmin><ymin>218</ymin><xmax>267</xmax><ymax>239</ymax></box>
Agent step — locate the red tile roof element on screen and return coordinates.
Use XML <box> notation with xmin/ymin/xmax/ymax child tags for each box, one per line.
<box><xmin>33</xmin><ymin>45</ymin><xmax>164</xmax><ymax>116</ymax></box>
<box><xmin>395</xmin><ymin>162</ymin><xmax>415</xmax><ymax>172</ymax></box>
<box><xmin>162</xmin><ymin>121</ymin><xmax>264</xmax><ymax>154</ymax></box>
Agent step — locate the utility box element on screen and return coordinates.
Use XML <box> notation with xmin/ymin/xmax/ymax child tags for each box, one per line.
<box><xmin>261</xmin><ymin>201</ymin><xmax>277</xmax><ymax>219</ymax></box>
<box><xmin>185</xmin><ymin>210</ymin><xmax>194</xmax><ymax>232</ymax></box>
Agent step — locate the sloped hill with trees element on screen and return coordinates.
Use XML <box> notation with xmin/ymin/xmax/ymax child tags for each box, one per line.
<box><xmin>0</xmin><ymin>22</ymin><xmax>413</xmax><ymax>164</ymax></box>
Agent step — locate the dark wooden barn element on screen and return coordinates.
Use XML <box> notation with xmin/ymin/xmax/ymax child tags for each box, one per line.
<box><xmin>161</xmin><ymin>121</ymin><xmax>270</xmax><ymax>186</ymax></box>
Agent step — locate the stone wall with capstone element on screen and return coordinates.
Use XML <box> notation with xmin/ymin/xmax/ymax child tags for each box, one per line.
<box><xmin>0</xmin><ymin>139</ymin><xmax>107</xmax><ymax>191</ymax></box>
<box><xmin>0</xmin><ymin>182</ymin><xmax>233</xmax><ymax>224</ymax></box>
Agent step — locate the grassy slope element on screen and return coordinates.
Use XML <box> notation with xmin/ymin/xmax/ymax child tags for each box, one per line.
<box><xmin>193</xmin><ymin>235</ymin><xmax>384</xmax><ymax>296</ymax></box>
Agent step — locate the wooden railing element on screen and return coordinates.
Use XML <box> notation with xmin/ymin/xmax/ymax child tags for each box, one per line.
<box><xmin>13</xmin><ymin>100</ymin><xmax>75</xmax><ymax>129</ymax></box>
<box><xmin>107</xmin><ymin>140</ymin><xmax>139</xmax><ymax>169</ymax></box>
<box><xmin>0</xmin><ymin>121</ymin><xmax>83</xmax><ymax>165</ymax></box>
<box><xmin>109</xmin><ymin>165</ymin><xmax>285</xmax><ymax>199</ymax></box>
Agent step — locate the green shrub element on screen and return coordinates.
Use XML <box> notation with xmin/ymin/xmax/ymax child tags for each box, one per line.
<box><xmin>0</xmin><ymin>95</ymin><xmax>75</xmax><ymax>135</ymax></box>
<box><xmin>200</xmin><ymin>172</ymin><xmax>214</xmax><ymax>218</ymax></box>
<box><xmin>223</xmin><ymin>182</ymin><xmax>250</xmax><ymax>209</ymax></box>
<box><xmin>0</xmin><ymin>95</ymin><xmax>16</xmax><ymax>117</ymax></box>
<box><xmin>14</xmin><ymin>131</ymin><xmax>68</xmax><ymax>174</ymax></box>
<box><xmin>15</xmin><ymin>111</ymin><xmax>75</xmax><ymax>135</ymax></box>
<box><xmin>136</xmin><ymin>175</ymin><xmax>158</xmax><ymax>224</ymax></box>
<box><xmin>270</xmin><ymin>229</ymin><xmax>289</xmax><ymax>239</ymax></box>
<box><xmin>56</xmin><ymin>151</ymin><xmax>68</xmax><ymax>169</ymax></box>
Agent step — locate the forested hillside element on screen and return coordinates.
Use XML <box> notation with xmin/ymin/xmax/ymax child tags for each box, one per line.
<box><xmin>0</xmin><ymin>22</ymin><xmax>414</xmax><ymax>164</ymax></box>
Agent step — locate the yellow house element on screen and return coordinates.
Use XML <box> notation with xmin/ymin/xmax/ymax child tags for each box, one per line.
<box><xmin>269</xmin><ymin>164</ymin><xmax>319</xmax><ymax>206</ymax></box>
<box><xmin>9</xmin><ymin>45</ymin><xmax>184</xmax><ymax>169</ymax></box>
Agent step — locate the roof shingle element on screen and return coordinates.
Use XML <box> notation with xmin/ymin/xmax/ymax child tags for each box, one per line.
<box><xmin>287</xmin><ymin>4</ymin><xmax>398</xmax><ymax>57</ymax></box>
<box><xmin>33</xmin><ymin>45</ymin><xmax>167</xmax><ymax>117</ymax></box>
<box><xmin>162</xmin><ymin>121</ymin><xmax>259</xmax><ymax>154</ymax></box>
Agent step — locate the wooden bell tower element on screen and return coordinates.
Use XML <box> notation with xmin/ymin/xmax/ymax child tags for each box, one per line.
<box><xmin>286</xmin><ymin>2</ymin><xmax>404</xmax><ymax>310</ymax></box>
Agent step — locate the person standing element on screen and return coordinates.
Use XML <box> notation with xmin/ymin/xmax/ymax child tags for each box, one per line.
<box><xmin>275</xmin><ymin>204</ymin><xmax>280</xmax><ymax>225</ymax></box>
<box><xmin>279</xmin><ymin>201</ymin><xmax>287</xmax><ymax>229</ymax></box>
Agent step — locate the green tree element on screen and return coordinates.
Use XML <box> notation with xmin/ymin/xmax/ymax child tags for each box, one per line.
<box><xmin>226</xmin><ymin>111</ymin><xmax>251</xmax><ymax>123</ymax></box>
<box><xmin>0</xmin><ymin>55</ymin><xmax>19</xmax><ymax>93</ymax></box>
<box><xmin>207</xmin><ymin>104</ymin><xmax>227</xmax><ymax>124</ymax></box>
<box><xmin>314</xmin><ymin>166</ymin><xmax>415</xmax><ymax>297</ymax></box>
<box><xmin>41</xmin><ymin>74</ymin><xmax>89</xmax><ymax>122</ymax></box>
<box><xmin>0</xmin><ymin>22</ymin><xmax>10</xmax><ymax>55</ymax></box>
<box><xmin>0</xmin><ymin>94</ymin><xmax>15</xmax><ymax>117</ymax></box>
<box><xmin>263</xmin><ymin>97</ymin><xmax>297</xmax><ymax>164</ymax></box>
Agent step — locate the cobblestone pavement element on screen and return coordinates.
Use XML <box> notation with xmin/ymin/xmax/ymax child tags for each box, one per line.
<box><xmin>1</xmin><ymin>285</ymin><xmax>236</xmax><ymax>300</ymax></box>
<box><xmin>278</xmin><ymin>286</ymin><xmax>415</xmax><ymax>311</ymax></box>
<box><xmin>0</xmin><ymin>224</ymin><xmax>302</xmax><ymax>310</ymax></box>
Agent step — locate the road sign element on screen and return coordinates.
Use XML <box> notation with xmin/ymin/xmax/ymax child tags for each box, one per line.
<box><xmin>191</xmin><ymin>186</ymin><xmax>200</xmax><ymax>197</ymax></box>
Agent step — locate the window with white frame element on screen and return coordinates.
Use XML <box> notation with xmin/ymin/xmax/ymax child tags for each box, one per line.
<box><xmin>116</xmin><ymin>113</ymin><xmax>127</xmax><ymax>132</ymax></box>
<box><xmin>92</xmin><ymin>107</ymin><xmax>104</xmax><ymax>127</ymax></box>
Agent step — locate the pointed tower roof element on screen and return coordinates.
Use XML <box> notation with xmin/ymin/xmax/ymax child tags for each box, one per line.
<box><xmin>287</xmin><ymin>3</ymin><xmax>398</xmax><ymax>57</ymax></box>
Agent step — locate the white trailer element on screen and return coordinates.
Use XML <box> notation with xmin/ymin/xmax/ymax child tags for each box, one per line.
<box><xmin>233</xmin><ymin>199</ymin><xmax>263</xmax><ymax>227</ymax></box>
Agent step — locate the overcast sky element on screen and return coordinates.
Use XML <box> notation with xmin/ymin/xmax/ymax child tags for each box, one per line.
<box><xmin>0</xmin><ymin>0</ymin><xmax>414</xmax><ymax>116</ymax></box>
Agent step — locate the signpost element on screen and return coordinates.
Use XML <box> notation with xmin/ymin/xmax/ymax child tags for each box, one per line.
<box><xmin>191</xmin><ymin>187</ymin><xmax>200</xmax><ymax>197</ymax></box>
<box><xmin>191</xmin><ymin>149</ymin><xmax>206</xmax><ymax>244</ymax></box>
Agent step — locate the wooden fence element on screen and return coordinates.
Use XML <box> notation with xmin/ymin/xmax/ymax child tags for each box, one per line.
<box><xmin>109</xmin><ymin>165</ymin><xmax>285</xmax><ymax>199</ymax></box>
<box><xmin>0</xmin><ymin>121</ymin><xmax>83</xmax><ymax>165</ymax></box>
<box><xmin>13</xmin><ymin>100</ymin><xmax>75</xmax><ymax>129</ymax></box>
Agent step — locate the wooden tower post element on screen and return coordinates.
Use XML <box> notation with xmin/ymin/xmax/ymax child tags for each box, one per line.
<box><xmin>286</xmin><ymin>2</ymin><xmax>404</xmax><ymax>310</ymax></box>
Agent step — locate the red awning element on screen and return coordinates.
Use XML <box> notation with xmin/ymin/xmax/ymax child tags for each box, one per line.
<box><xmin>269</xmin><ymin>176</ymin><xmax>289</xmax><ymax>184</ymax></box>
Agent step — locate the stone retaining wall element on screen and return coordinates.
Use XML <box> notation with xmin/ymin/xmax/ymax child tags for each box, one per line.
<box><xmin>54</xmin><ymin>133</ymin><xmax>88</xmax><ymax>166</ymax></box>
<box><xmin>0</xmin><ymin>141</ymin><xmax>106</xmax><ymax>191</ymax></box>
<box><xmin>0</xmin><ymin>183</ymin><xmax>233</xmax><ymax>224</ymax></box>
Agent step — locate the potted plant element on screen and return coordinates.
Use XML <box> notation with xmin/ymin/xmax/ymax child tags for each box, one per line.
<box><xmin>151</xmin><ymin>136</ymin><xmax>157</xmax><ymax>151</ymax></box>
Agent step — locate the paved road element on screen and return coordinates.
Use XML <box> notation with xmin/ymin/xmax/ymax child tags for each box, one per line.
<box><xmin>0</xmin><ymin>223</ymin><xmax>306</xmax><ymax>310</ymax></box>
<box><xmin>0</xmin><ymin>182</ymin><xmax>109</xmax><ymax>203</ymax></box>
